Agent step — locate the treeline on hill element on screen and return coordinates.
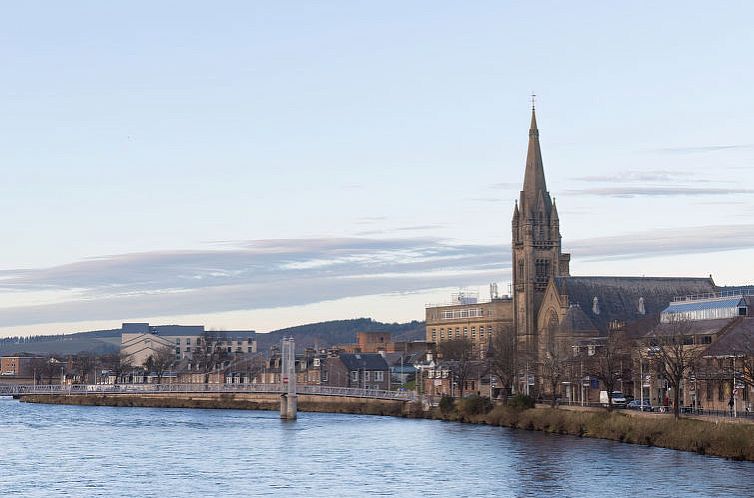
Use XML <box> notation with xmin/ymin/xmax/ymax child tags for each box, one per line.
<box><xmin>254</xmin><ymin>318</ymin><xmax>425</xmax><ymax>353</ymax></box>
<box><xmin>0</xmin><ymin>329</ymin><xmax>123</xmax><ymax>356</ymax></box>
<box><xmin>0</xmin><ymin>329</ymin><xmax>122</xmax><ymax>345</ymax></box>
<box><xmin>0</xmin><ymin>319</ymin><xmax>425</xmax><ymax>356</ymax></box>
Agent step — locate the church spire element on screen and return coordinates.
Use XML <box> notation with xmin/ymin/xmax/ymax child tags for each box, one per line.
<box><xmin>522</xmin><ymin>107</ymin><xmax>550</xmax><ymax>210</ymax></box>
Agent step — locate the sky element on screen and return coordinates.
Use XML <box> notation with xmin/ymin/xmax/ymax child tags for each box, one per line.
<box><xmin>1</xmin><ymin>1</ymin><xmax>753</xmax><ymax>337</ymax></box>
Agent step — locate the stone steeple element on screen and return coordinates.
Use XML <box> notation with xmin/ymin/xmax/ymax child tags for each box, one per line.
<box><xmin>512</xmin><ymin>106</ymin><xmax>570</xmax><ymax>355</ymax></box>
<box><xmin>520</xmin><ymin>108</ymin><xmax>552</xmax><ymax>218</ymax></box>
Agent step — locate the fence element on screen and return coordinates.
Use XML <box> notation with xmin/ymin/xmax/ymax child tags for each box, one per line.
<box><xmin>0</xmin><ymin>383</ymin><xmax>416</xmax><ymax>401</ymax></box>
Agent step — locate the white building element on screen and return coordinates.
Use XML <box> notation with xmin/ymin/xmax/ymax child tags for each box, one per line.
<box><xmin>120</xmin><ymin>323</ymin><xmax>257</xmax><ymax>367</ymax></box>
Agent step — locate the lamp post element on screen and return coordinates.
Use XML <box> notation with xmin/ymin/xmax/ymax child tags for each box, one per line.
<box><xmin>732</xmin><ymin>356</ymin><xmax>737</xmax><ymax>418</ymax></box>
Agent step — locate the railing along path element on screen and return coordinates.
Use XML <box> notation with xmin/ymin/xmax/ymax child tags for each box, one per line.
<box><xmin>0</xmin><ymin>383</ymin><xmax>416</xmax><ymax>401</ymax></box>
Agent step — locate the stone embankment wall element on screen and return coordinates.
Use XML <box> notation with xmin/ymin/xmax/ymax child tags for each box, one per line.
<box><xmin>20</xmin><ymin>392</ymin><xmax>408</xmax><ymax>417</ymax></box>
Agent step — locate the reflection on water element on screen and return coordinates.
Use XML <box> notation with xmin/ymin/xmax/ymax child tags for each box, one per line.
<box><xmin>1</xmin><ymin>397</ymin><xmax>752</xmax><ymax>497</ymax></box>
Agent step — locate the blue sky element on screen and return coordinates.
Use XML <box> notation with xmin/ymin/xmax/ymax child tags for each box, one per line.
<box><xmin>1</xmin><ymin>2</ymin><xmax>753</xmax><ymax>336</ymax></box>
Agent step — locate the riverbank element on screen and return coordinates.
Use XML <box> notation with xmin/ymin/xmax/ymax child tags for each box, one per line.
<box><xmin>419</xmin><ymin>400</ymin><xmax>754</xmax><ymax>461</ymax></box>
<box><xmin>20</xmin><ymin>393</ymin><xmax>406</xmax><ymax>417</ymax></box>
<box><xmin>19</xmin><ymin>393</ymin><xmax>754</xmax><ymax>461</ymax></box>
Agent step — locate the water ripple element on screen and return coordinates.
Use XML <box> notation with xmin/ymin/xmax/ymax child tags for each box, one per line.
<box><xmin>1</xmin><ymin>397</ymin><xmax>752</xmax><ymax>497</ymax></box>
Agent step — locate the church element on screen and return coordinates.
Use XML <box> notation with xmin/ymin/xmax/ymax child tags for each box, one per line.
<box><xmin>511</xmin><ymin>107</ymin><xmax>716</xmax><ymax>361</ymax></box>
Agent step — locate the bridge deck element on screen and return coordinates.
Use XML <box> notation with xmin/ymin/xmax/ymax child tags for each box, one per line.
<box><xmin>0</xmin><ymin>383</ymin><xmax>416</xmax><ymax>401</ymax></box>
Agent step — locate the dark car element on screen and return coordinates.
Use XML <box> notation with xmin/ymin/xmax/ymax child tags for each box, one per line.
<box><xmin>626</xmin><ymin>399</ymin><xmax>653</xmax><ymax>412</ymax></box>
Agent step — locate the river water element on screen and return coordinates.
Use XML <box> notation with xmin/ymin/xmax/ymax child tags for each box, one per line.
<box><xmin>1</xmin><ymin>397</ymin><xmax>753</xmax><ymax>497</ymax></box>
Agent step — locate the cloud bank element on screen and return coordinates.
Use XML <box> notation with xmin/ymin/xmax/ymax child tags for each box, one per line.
<box><xmin>1</xmin><ymin>225</ymin><xmax>753</xmax><ymax>329</ymax></box>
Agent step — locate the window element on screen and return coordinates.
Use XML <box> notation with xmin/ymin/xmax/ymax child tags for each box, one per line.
<box><xmin>375</xmin><ymin>371</ymin><xmax>384</xmax><ymax>381</ymax></box>
<box><xmin>718</xmin><ymin>381</ymin><xmax>724</xmax><ymax>402</ymax></box>
<box><xmin>463</xmin><ymin>328</ymin><xmax>468</xmax><ymax>337</ymax></box>
<box><xmin>351</xmin><ymin>371</ymin><xmax>359</xmax><ymax>382</ymax></box>
<box><xmin>701</xmin><ymin>336</ymin><xmax>712</xmax><ymax>345</ymax></box>
<box><xmin>706</xmin><ymin>381</ymin><xmax>713</xmax><ymax>401</ymax></box>
<box><xmin>175</xmin><ymin>338</ymin><xmax>180</xmax><ymax>345</ymax></box>
<box><xmin>364</xmin><ymin>371</ymin><xmax>370</xmax><ymax>381</ymax></box>
<box><xmin>248</xmin><ymin>347</ymin><xmax>253</xmax><ymax>353</ymax></box>
<box><xmin>186</xmin><ymin>338</ymin><xmax>191</xmax><ymax>345</ymax></box>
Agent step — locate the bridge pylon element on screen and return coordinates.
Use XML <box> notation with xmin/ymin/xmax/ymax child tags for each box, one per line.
<box><xmin>280</xmin><ymin>338</ymin><xmax>297</xmax><ymax>420</ymax></box>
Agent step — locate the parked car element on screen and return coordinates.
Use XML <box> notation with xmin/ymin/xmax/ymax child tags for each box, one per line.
<box><xmin>599</xmin><ymin>391</ymin><xmax>628</xmax><ymax>407</ymax></box>
<box><xmin>626</xmin><ymin>399</ymin><xmax>653</xmax><ymax>412</ymax></box>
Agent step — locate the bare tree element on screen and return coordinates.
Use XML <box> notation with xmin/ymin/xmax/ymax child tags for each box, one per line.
<box><xmin>439</xmin><ymin>338</ymin><xmax>476</xmax><ymax>397</ymax></box>
<box><xmin>39</xmin><ymin>358</ymin><xmax>61</xmax><ymax>385</ymax></box>
<box><xmin>191</xmin><ymin>332</ymin><xmax>230</xmax><ymax>383</ymax></box>
<box><xmin>646</xmin><ymin>318</ymin><xmax>703</xmax><ymax>419</ymax></box>
<box><xmin>97</xmin><ymin>352</ymin><xmax>134</xmax><ymax>384</ymax></box>
<box><xmin>148</xmin><ymin>345</ymin><xmax>176</xmax><ymax>384</ymax></box>
<box><xmin>73</xmin><ymin>353</ymin><xmax>96</xmax><ymax>384</ymax></box>
<box><xmin>584</xmin><ymin>332</ymin><xmax>632</xmax><ymax>411</ymax></box>
<box><xmin>540</xmin><ymin>348</ymin><xmax>569</xmax><ymax>408</ymax></box>
<box><xmin>488</xmin><ymin>324</ymin><xmax>518</xmax><ymax>402</ymax></box>
<box><xmin>29</xmin><ymin>357</ymin><xmax>48</xmax><ymax>385</ymax></box>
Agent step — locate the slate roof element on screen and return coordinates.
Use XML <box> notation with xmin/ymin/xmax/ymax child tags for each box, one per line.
<box><xmin>338</xmin><ymin>353</ymin><xmax>389</xmax><ymax>371</ymax></box>
<box><xmin>702</xmin><ymin>318</ymin><xmax>754</xmax><ymax>357</ymax></box>
<box><xmin>554</xmin><ymin>276</ymin><xmax>716</xmax><ymax>331</ymax></box>
<box><xmin>558</xmin><ymin>305</ymin><xmax>599</xmax><ymax>335</ymax></box>
<box><xmin>646</xmin><ymin>318</ymin><xmax>736</xmax><ymax>338</ymax></box>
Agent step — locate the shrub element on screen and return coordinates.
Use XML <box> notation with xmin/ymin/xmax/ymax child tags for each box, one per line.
<box><xmin>458</xmin><ymin>395</ymin><xmax>493</xmax><ymax>416</ymax></box>
<box><xmin>508</xmin><ymin>394</ymin><xmax>535</xmax><ymax>410</ymax></box>
<box><xmin>439</xmin><ymin>395</ymin><xmax>455</xmax><ymax>414</ymax></box>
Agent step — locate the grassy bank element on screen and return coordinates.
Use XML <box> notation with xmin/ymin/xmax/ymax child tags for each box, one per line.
<box><xmin>418</xmin><ymin>397</ymin><xmax>754</xmax><ymax>461</ymax></box>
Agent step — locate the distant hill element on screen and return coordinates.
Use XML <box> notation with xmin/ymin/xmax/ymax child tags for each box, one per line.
<box><xmin>255</xmin><ymin>318</ymin><xmax>426</xmax><ymax>353</ymax></box>
<box><xmin>0</xmin><ymin>329</ymin><xmax>122</xmax><ymax>356</ymax></box>
<box><xmin>0</xmin><ymin>318</ymin><xmax>425</xmax><ymax>357</ymax></box>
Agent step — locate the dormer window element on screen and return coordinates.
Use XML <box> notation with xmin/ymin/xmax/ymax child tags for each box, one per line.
<box><xmin>638</xmin><ymin>297</ymin><xmax>646</xmax><ymax>315</ymax></box>
<box><xmin>592</xmin><ymin>297</ymin><xmax>600</xmax><ymax>315</ymax></box>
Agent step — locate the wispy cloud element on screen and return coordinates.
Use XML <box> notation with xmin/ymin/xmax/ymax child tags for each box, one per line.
<box><xmin>393</xmin><ymin>224</ymin><xmax>444</xmax><ymax>232</ymax></box>
<box><xmin>489</xmin><ymin>181</ymin><xmax>520</xmax><ymax>189</ymax></box>
<box><xmin>570</xmin><ymin>224</ymin><xmax>754</xmax><ymax>261</ymax></box>
<box><xmin>564</xmin><ymin>186</ymin><xmax>754</xmax><ymax>198</ymax></box>
<box><xmin>650</xmin><ymin>144</ymin><xmax>754</xmax><ymax>155</ymax></box>
<box><xmin>0</xmin><ymin>238</ymin><xmax>507</xmax><ymax>328</ymax></box>
<box><xmin>572</xmin><ymin>170</ymin><xmax>690</xmax><ymax>183</ymax></box>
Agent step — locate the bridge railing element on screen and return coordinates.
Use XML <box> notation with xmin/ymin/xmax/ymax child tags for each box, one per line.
<box><xmin>0</xmin><ymin>383</ymin><xmax>416</xmax><ymax>401</ymax></box>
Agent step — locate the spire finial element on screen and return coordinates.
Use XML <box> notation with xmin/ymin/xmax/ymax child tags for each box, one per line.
<box><xmin>530</xmin><ymin>92</ymin><xmax>536</xmax><ymax>111</ymax></box>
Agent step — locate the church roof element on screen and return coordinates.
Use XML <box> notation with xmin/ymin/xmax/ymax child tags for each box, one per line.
<box><xmin>553</xmin><ymin>276</ymin><xmax>716</xmax><ymax>331</ymax></box>
<box><xmin>558</xmin><ymin>305</ymin><xmax>599</xmax><ymax>334</ymax></box>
